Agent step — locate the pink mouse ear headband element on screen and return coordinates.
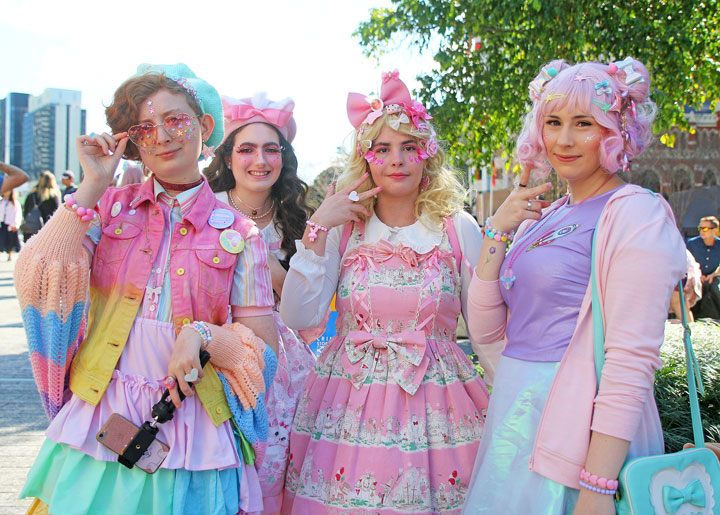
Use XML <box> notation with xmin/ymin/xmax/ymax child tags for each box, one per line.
<box><xmin>347</xmin><ymin>70</ymin><xmax>438</xmax><ymax>163</ymax></box>
<box><xmin>220</xmin><ymin>93</ymin><xmax>297</xmax><ymax>146</ymax></box>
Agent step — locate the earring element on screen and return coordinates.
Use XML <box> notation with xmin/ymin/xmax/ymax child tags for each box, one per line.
<box><xmin>201</xmin><ymin>140</ymin><xmax>216</xmax><ymax>159</ymax></box>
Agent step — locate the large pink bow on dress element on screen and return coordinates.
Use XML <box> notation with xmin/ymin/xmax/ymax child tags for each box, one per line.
<box><xmin>342</xmin><ymin>330</ymin><xmax>429</xmax><ymax>395</ymax></box>
<box><xmin>347</xmin><ymin>70</ymin><xmax>413</xmax><ymax>128</ymax></box>
<box><xmin>372</xmin><ymin>239</ymin><xmax>419</xmax><ymax>267</ymax></box>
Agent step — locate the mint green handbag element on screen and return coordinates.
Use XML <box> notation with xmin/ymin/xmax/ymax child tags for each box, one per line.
<box><xmin>591</xmin><ymin>229</ymin><xmax>720</xmax><ymax>514</ymax></box>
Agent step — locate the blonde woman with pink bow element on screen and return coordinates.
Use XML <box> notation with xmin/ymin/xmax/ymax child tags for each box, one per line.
<box><xmin>278</xmin><ymin>71</ymin><xmax>494</xmax><ymax>514</ymax></box>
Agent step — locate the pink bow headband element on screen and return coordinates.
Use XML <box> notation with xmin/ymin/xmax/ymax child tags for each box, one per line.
<box><xmin>220</xmin><ymin>94</ymin><xmax>297</xmax><ymax>144</ymax></box>
<box><xmin>346</xmin><ymin>69</ymin><xmax>433</xmax><ymax>129</ymax></box>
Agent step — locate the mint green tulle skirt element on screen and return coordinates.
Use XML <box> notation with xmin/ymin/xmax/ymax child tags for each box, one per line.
<box><xmin>21</xmin><ymin>439</ymin><xmax>243</xmax><ymax>515</ymax></box>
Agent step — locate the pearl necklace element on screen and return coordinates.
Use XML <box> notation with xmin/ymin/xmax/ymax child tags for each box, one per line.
<box><xmin>228</xmin><ymin>189</ymin><xmax>274</xmax><ymax>220</ymax></box>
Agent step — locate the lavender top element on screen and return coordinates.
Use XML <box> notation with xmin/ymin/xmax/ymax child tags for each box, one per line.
<box><xmin>500</xmin><ymin>187</ymin><xmax>620</xmax><ymax>362</ymax></box>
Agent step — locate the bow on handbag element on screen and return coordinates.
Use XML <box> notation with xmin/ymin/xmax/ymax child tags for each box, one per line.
<box><xmin>341</xmin><ymin>330</ymin><xmax>428</xmax><ymax>395</ymax></box>
<box><xmin>662</xmin><ymin>480</ymin><xmax>706</xmax><ymax>513</ymax></box>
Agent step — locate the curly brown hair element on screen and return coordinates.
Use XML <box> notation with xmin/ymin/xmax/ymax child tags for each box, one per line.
<box><xmin>203</xmin><ymin>124</ymin><xmax>311</xmax><ymax>268</ymax></box>
<box><xmin>105</xmin><ymin>74</ymin><xmax>203</xmax><ymax>161</ymax></box>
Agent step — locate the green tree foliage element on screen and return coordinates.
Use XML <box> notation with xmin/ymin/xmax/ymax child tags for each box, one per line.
<box><xmin>356</xmin><ymin>0</ymin><xmax>720</xmax><ymax>171</ymax></box>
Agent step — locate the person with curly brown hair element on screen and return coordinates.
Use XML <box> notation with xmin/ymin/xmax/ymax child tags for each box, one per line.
<box><xmin>15</xmin><ymin>63</ymin><xmax>278</xmax><ymax>515</ymax></box>
<box><xmin>204</xmin><ymin>93</ymin><xmax>316</xmax><ymax>514</ymax></box>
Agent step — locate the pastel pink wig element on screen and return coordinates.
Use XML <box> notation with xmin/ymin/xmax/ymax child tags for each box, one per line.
<box><xmin>516</xmin><ymin>58</ymin><xmax>656</xmax><ymax>177</ymax></box>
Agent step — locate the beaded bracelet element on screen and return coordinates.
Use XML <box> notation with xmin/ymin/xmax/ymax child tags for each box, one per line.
<box><xmin>580</xmin><ymin>468</ymin><xmax>619</xmax><ymax>491</ymax></box>
<box><xmin>578</xmin><ymin>479</ymin><xmax>617</xmax><ymax>496</ymax></box>
<box><xmin>484</xmin><ymin>217</ymin><xmax>514</xmax><ymax>243</ymax></box>
<box><xmin>306</xmin><ymin>220</ymin><xmax>328</xmax><ymax>242</ymax></box>
<box><xmin>184</xmin><ymin>321</ymin><xmax>212</xmax><ymax>350</ymax></box>
<box><xmin>64</xmin><ymin>194</ymin><xmax>98</xmax><ymax>222</ymax></box>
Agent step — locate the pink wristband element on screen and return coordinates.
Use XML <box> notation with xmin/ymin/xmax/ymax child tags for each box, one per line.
<box><xmin>580</xmin><ymin>468</ymin><xmax>619</xmax><ymax>491</ymax></box>
<box><xmin>306</xmin><ymin>220</ymin><xmax>328</xmax><ymax>242</ymax></box>
<box><xmin>64</xmin><ymin>194</ymin><xmax>98</xmax><ymax>222</ymax></box>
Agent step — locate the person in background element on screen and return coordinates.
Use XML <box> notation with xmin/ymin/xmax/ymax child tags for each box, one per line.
<box><xmin>687</xmin><ymin>215</ymin><xmax>720</xmax><ymax>319</ymax></box>
<box><xmin>117</xmin><ymin>165</ymin><xmax>146</xmax><ymax>187</ymax></box>
<box><xmin>0</xmin><ymin>161</ymin><xmax>29</xmax><ymax>195</ymax></box>
<box><xmin>0</xmin><ymin>189</ymin><xmax>22</xmax><ymax>260</ymax></box>
<box><xmin>28</xmin><ymin>171</ymin><xmax>62</xmax><ymax>224</ymax></box>
<box><xmin>61</xmin><ymin>170</ymin><xmax>77</xmax><ymax>197</ymax></box>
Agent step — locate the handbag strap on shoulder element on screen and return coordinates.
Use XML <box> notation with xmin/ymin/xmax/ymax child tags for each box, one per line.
<box><xmin>590</xmin><ymin>221</ymin><xmax>706</xmax><ymax>448</ymax></box>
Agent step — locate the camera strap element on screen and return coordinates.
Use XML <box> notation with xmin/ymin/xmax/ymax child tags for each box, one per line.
<box><xmin>117</xmin><ymin>349</ymin><xmax>211</xmax><ymax>469</ymax></box>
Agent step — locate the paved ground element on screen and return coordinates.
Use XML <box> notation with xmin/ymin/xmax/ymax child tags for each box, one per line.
<box><xmin>0</xmin><ymin>256</ymin><xmax>47</xmax><ymax>515</ymax></box>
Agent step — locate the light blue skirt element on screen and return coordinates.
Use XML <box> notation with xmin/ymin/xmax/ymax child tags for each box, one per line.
<box><xmin>462</xmin><ymin>355</ymin><xmax>579</xmax><ymax>514</ymax></box>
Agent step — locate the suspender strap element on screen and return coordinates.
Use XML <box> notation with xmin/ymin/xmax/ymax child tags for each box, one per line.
<box><xmin>445</xmin><ymin>215</ymin><xmax>463</xmax><ymax>275</ymax></box>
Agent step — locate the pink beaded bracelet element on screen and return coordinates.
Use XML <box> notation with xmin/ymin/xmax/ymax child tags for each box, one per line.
<box><xmin>64</xmin><ymin>194</ymin><xmax>98</xmax><ymax>222</ymax></box>
<box><xmin>580</xmin><ymin>468</ymin><xmax>619</xmax><ymax>491</ymax></box>
<box><xmin>484</xmin><ymin>217</ymin><xmax>514</xmax><ymax>243</ymax></box>
<box><xmin>306</xmin><ymin>220</ymin><xmax>328</xmax><ymax>242</ymax></box>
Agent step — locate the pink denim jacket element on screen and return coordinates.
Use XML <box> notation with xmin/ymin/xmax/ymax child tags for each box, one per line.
<box><xmin>70</xmin><ymin>179</ymin><xmax>272</xmax><ymax>425</ymax></box>
<box><xmin>468</xmin><ymin>185</ymin><xmax>686</xmax><ymax>487</ymax></box>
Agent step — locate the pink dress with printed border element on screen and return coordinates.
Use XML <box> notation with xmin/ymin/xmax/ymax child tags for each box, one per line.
<box><xmin>254</xmin><ymin>222</ymin><xmax>317</xmax><ymax>514</ymax></box>
<box><xmin>283</xmin><ymin>222</ymin><xmax>490</xmax><ymax>514</ymax></box>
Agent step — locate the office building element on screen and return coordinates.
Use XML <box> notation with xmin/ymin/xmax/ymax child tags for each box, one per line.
<box><xmin>22</xmin><ymin>89</ymin><xmax>86</xmax><ymax>181</ymax></box>
<box><xmin>0</xmin><ymin>92</ymin><xmax>30</xmax><ymax>167</ymax></box>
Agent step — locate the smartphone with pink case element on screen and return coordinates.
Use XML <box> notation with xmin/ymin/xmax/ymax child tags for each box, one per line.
<box><xmin>96</xmin><ymin>413</ymin><xmax>169</xmax><ymax>473</ymax></box>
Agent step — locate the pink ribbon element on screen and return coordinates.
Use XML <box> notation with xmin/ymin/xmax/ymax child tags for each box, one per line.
<box><xmin>401</xmin><ymin>101</ymin><xmax>433</xmax><ymax>128</ymax></box>
<box><xmin>347</xmin><ymin>71</ymin><xmax>413</xmax><ymax>128</ymax></box>
<box><xmin>341</xmin><ymin>330</ymin><xmax>428</xmax><ymax>395</ymax></box>
<box><xmin>372</xmin><ymin>240</ymin><xmax>418</xmax><ymax>267</ymax></box>
<box><xmin>223</xmin><ymin>103</ymin><xmax>293</xmax><ymax>128</ymax></box>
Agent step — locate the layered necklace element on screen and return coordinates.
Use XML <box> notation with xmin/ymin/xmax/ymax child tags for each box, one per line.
<box><xmin>228</xmin><ymin>189</ymin><xmax>274</xmax><ymax>220</ymax></box>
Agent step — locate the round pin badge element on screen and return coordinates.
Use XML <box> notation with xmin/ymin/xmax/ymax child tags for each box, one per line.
<box><xmin>219</xmin><ymin>229</ymin><xmax>245</xmax><ymax>254</ymax></box>
<box><xmin>111</xmin><ymin>201</ymin><xmax>122</xmax><ymax>217</ymax></box>
<box><xmin>208</xmin><ymin>208</ymin><xmax>234</xmax><ymax>229</ymax></box>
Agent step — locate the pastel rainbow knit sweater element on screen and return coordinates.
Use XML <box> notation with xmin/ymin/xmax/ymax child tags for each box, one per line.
<box><xmin>14</xmin><ymin>207</ymin><xmax>89</xmax><ymax>419</ymax></box>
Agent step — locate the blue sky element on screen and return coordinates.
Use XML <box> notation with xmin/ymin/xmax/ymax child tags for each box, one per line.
<box><xmin>0</xmin><ymin>0</ymin><xmax>436</xmax><ymax>182</ymax></box>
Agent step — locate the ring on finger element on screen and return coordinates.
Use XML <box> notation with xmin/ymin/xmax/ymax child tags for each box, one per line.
<box><xmin>163</xmin><ymin>376</ymin><xmax>176</xmax><ymax>390</ymax></box>
<box><xmin>527</xmin><ymin>200</ymin><xmax>534</xmax><ymax>211</ymax></box>
<box><xmin>348</xmin><ymin>190</ymin><xmax>360</xmax><ymax>202</ymax></box>
<box><xmin>184</xmin><ymin>368</ymin><xmax>199</xmax><ymax>382</ymax></box>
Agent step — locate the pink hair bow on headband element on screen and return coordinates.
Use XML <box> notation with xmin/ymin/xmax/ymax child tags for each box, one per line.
<box><xmin>347</xmin><ymin>70</ymin><xmax>413</xmax><ymax>128</ymax></box>
<box><xmin>221</xmin><ymin>93</ymin><xmax>297</xmax><ymax>143</ymax></box>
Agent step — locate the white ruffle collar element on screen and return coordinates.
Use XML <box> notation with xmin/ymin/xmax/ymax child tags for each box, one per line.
<box><xmin>364</xmin><ymin>213</ymin><xmax>443</xmax><ymax>254</ymax></box>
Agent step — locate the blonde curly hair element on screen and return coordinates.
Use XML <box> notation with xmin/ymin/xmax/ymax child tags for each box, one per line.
<box><xmin>336</xmin><ymin>112</ymin><xmax>466</xmax><ymax>228</ymax></box>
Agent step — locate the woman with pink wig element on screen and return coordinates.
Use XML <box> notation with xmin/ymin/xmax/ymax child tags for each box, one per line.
<box><xmin>463</xmin><ymin>58</ymin><xmax>685</xmax><ymax>514</ymax></box>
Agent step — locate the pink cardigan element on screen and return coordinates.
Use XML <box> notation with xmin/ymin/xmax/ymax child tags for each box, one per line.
<box><xmin>468</xmin><ymin>184</ymin><xmax>686</xmax><ymax>487</ymax></box>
